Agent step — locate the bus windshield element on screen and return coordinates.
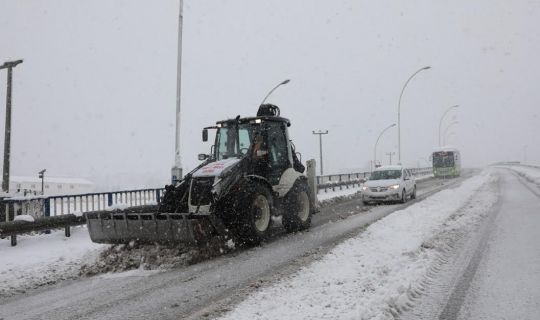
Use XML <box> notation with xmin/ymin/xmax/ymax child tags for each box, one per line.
<box><xmin>433</xmin><ymin>151</ymin><xmax>455</xmax><ymax>168</ymax></box>
<box><xmin>370</xmin><ymin>170</ymin><xmax>402</xmax><ymax>180</ymax></box>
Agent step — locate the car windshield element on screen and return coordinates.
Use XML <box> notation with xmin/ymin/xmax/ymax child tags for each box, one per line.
<box><xmin>370</xmin><ymin>170</ymin><xmax>402</xmax><ymax>180</ymax></box>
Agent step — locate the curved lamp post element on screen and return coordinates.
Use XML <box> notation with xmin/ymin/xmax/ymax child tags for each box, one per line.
<box><xmin>260</xmin><ymin>79</ymin><xmax>290</xmax><ymax>105</ymax></box>
<box><xmin>373</xmin><ymin>123</ymin><xmax>396</xmax><ymax>170</ymax></box>
<box><xmin>397</xmin><ymin>66</ymin><xmax>431</xmax><ymax>163</ymax></box>
<box><xmin>442</xmin><ymin>121</ymin><xmax>459</xmax><ymax>146</ymax></box>
<box><xmin>438</xmin><ymin>105</ymin><xmax>459</xmax><ymax>147</ymax></box>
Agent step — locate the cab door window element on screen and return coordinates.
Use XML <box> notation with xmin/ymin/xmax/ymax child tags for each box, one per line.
<box><xmin>267</xmin><ymin>123</ymin><xmax>290</xmax><ymax>168</ymax></box>
<box><xmin>265</xmin><ymin>122</ymin><xmax>290</xmax><ymax>184</ymax></box>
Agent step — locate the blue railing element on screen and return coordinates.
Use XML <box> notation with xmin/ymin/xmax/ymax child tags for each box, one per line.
<box><xmin>1</xmin><ymin>188</ymin><xmax>165</xmax><ymax>222</ymax></box>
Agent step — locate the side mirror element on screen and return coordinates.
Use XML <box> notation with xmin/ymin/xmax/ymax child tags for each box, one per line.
<box><xmin>198</xmin><ymin>153</ymin><xmax>208</xmax><ymax>161</ymax></box>
<box><xmin>202</xmin><ymin>129</ymin><xmax>208</xmax><ymax>142</ymax></box>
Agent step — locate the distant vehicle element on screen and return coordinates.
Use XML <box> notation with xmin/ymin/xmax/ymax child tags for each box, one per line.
<box><xmin>432</xmin><ymin>147</ymin><xmax>461</xmax><ymax>178</ymax></box>
<box><xmin>361</xmin><ymin>165</ymin><xmax>416</xmax><ymax>205</ymax></box>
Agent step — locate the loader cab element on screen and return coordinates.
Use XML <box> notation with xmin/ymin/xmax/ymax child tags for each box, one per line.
<box><xmin>212</xmin><ymin>115</ymin><xmax>293</xmax><ymax>185</ymax></box>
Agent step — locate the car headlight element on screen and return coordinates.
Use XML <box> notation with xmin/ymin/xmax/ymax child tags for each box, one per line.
<box><xmin>388</xmin><ymin>184</ymin><xmax>400</xmax><ymax>190</ymax></box>
<box><xmin>361</xmin><ymin>186</ymin><xmax>368</xmax><ymax>191</ymax></box>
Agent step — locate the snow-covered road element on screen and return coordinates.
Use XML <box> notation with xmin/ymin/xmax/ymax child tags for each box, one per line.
<box><xmin>0</xmin><ymin>172</ymin><xmax>467</xmax><ymax>320</ymax></box>
<box><xmin>217</xmin><ymin>170</ymin><xmax>498</xmax><ymax>320</ymax></box>
<box><xmin>400</xmin><ymin>167</ymin><xmax>540</xmax><ymax>320</ymax></box>
<box><xmin>454</xmin><ymin>169</ymin><xmax>540</xmax><ymax>319</ymax></box>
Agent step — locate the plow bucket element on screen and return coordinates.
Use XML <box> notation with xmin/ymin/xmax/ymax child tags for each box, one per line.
<box><xmin>85</xmin><ymin>211</ymin><xmax>218</xmax><ymax>245</ymax></box>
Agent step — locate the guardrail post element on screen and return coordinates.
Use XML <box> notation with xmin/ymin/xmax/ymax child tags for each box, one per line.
<box><xmin>11</xmin><ymin>235</ymin><xmax>17</xmax><ymax>246</ymax></box>
<box><xmin>107</xmin><ymin>193</ymin><xmax>113</xmax><ymax>207</ymax></box>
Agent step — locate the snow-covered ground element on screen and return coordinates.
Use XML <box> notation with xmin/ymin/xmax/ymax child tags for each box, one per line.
<box><xmin>504</xmin><ymin>164</ymin><xmax>540</xmax><ymax>188</ymax></box>
<box><xmin>317</xmin><ymin>185</ymin><xmax>362</xmax><ymax>201</ymax></box>
<box><xmin>219</xmin><ymin>170</ymin><xmax>497</xmax><ymax>320</ymax></box>
<box><xmin>0</xmin><ymin>227</ymin><xmax>106</xmax><ymax>297</ymax></box>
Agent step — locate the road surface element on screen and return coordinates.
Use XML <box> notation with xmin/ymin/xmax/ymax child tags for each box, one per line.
<box><xmin>402</xmin><ymin>168</ymin><xmax>540</xmax><ymax>320</ymax></box>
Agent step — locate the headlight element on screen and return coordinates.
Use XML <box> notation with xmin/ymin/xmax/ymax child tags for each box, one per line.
<box><xmin>362</xmin><ymin>186</ymin><xmax>368</xmax><ymax>191</ymax></box>
<box><xmin>388</xmin><ymin>184</ymin><xmax>400</xmax><ymax>190</ymax></box>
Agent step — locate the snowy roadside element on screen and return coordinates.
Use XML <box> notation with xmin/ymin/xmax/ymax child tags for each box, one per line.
<box><xmin>218</xmin><ymin>170</ymin><xmax>497</xmax><ymax>320</ymax></box>
<box><xmin>503</xmin><ymin>164</ymin><xmax>540</xmax><ymax>188</ymax></box>
<box><xmin>0</xmin><ymin>227</ymin><xmax>107</xmax><ymax>298</ymax></box>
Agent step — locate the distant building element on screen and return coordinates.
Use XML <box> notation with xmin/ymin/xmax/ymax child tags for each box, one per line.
<box><xmin>3</xmin><ymin>176</ymin><xmax>95</xmax><ymax>196</ymax></box>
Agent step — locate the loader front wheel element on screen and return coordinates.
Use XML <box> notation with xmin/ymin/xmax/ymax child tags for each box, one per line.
<box><xmin>237</xmin><ymin>183</ymin><xmax>272</xmax><ymax>245</ymax></box>
<box><xmin>282</xmin><ymin>180</ymin><xmax>312</xmax><ymax>233</ymax></box>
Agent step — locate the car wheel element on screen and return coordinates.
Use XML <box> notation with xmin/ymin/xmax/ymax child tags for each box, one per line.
<box><xmin>411</xmin><ymin>186</ymin><xmax>417</xmax><ymax>199</ymax></box>
<box><xmin>401</xmin><ymin>189</ymin><xmax>407</xmax><ymax>203</ymax></box>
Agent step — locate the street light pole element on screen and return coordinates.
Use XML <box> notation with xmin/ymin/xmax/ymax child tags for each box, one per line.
<box><xmin>312</xmin><ymin>130</ymin><xmax>328</xmax><ymax>175</ymax></box>
<box><xmin>443</xmin><ymin>132</ymin><xmax>456</xmax><ymax>146</ymax></box>
<box><xmin>38</xmin><ymin>169</ymin><xmax>46</xmax><ymax>195</ymax></box>
<box><xmin>386</xmin><ymin>152</ymin><xmax>395</xmax><ymax>165</ymax></box>
<box><xmin>373</xmin><ymin>123</ymin><xmax>396</xmax><ymax>170</ymax></box>
<box><xmin>171</xmin><ymin>0</ymin><xmax>184</xmax><ymax>184</ymax></box>
<box><xmin>397</xmin><ymin>65</ymin><xmax>431</xmax><ymax>163</ymax></box>
<box><xmin>260</xmin><ymin>79</ymin><xmax>290</xmax><ymax>105</ymax></box>
<box><xmin>0</xmin><ymin>59</ymin><xmax>23</xmax><ymax>193</ymax></box>
<box><xmin>438</xmin><ymin>105</ymin><xmax>459</xmax><ymax>147</ymax></box>
<box><xmin>442</xmin><ymin>121</ymin><xmax>459</xmax><ymax>146</ymax></box>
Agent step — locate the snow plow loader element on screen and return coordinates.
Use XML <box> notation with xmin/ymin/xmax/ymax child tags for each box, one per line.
<box><xmin>86</xmin><ymin>104</ymin><xmax>318</xmax><ymax>245</ymax></box>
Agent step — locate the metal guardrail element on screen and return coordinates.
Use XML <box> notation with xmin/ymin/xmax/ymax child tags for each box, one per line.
<box><xmin>1</xmin><ymin>167</ymin><xmax>433</xmax><ymax>245</ymax></box>
<box><xmin>1</xmin><ymin>188</ymin><xmax>165</xmax><ymax>222</ymax></box>
<box><xmin>316</xmin><ymin>167</ymin><xmax>432</xmax><ymax>193</ymax></box>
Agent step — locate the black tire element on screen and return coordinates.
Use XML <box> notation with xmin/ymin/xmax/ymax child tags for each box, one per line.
<box><xmin>282</xmin><ymin>180</ymin><xmax>313</xmax><ymax>233</ymax></box>
<box><xmin>411</xmin><ymin>186</ymin><xmax>417</xmax><ymax>199</ymax></box>
<box><xmin>236</xmin><ymin>183</ymin><xmax>273</xmax><ymax>245</ymax></box>
<box><xmin>400</xmin><ymin>189</ymin><xmax>407</xmax><ymax>203</ymax></box>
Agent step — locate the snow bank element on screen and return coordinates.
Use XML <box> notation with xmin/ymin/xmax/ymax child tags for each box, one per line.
<box><xmin>0</xmin><ymin>227</ymin><xmax>106</xmax><ymax>297</ymax></box>
<box><xmin>505</xmin><ymin>165</ymin><xmax>540</xmax><ymax>188</ymax></box>
<box><xmin>219</xmin><ymin>170</ymin><xmax>498</xmax><ymax>320</ymax></box>
<box><xmin>317</xmin><ymin>185</ymin><xmax>362</xmax><ymax>202</ymax></box>
<box><xmin>13</xmin><ymin>215</ymin><xmax>35</xmax><ymax>222</ymax></box>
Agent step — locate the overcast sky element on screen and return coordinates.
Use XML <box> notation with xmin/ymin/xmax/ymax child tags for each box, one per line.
<box><xmin>0</xmin><ymin>0</ymin><xmax>539</xmax><ymax>189</ymax></box>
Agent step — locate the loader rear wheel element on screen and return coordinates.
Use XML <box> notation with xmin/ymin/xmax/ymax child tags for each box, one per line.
<box><xmin>237</xmin><ymin>183</ymin><xmax>272</xmax><ymax>245</ymax></box>
<box><xmin>282</xmin><ymin>180</ymin><xmax>312</xmax><ymax>233</ymax></box>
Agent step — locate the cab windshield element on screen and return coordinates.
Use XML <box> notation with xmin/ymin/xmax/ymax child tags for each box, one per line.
<box><xmin>370</xmin><ymin>170</ymin><xmax>402</xmax><ymax>180</ymax></box>
<box><xmin>215</xmin><ymin>123</ymin><xmax>255</xmax><ymax>160</ymax></box>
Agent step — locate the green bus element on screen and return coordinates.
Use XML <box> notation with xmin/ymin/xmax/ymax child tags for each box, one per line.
<box><xmin>432</xmin><ymin>147</ymin><xmax>461</xmax><ymax>178</ymax></box>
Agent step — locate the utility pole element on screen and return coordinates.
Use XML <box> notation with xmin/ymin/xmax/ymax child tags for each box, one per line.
<box><xmin>171</xmin><ymin>0</ymin><xmax>184</xmax><ymax>184</ymax></box>
<box><xmin>0</xmin><ymin>59</ymin><xmax>23</xmax><ymax>193</ymax></box>
<box><xmin>312</xmin><ymin>130</ymin><xmax>328</xmax><ymax>175</ymax></box>
<box><xmin>386</xmin><ymin>152</ymin><xmax>395</xmax><ymax>165</ymax></box>
<box><xmin>39</xmin><ymin>169</ymin><xmax>46</xmax><ymax>195</ymax></box>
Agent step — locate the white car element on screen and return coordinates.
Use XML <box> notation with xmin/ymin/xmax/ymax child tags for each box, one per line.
<box><xmin>361</xmin><ymin>165</ymin><xmax>416</xmax><ymax>205</ymax></box>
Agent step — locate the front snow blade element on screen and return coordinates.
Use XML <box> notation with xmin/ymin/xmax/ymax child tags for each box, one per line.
<box><xmin>85</xmin><ymin>211</ymin><xmax>216</xmax><ymax>245</ymax></box>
